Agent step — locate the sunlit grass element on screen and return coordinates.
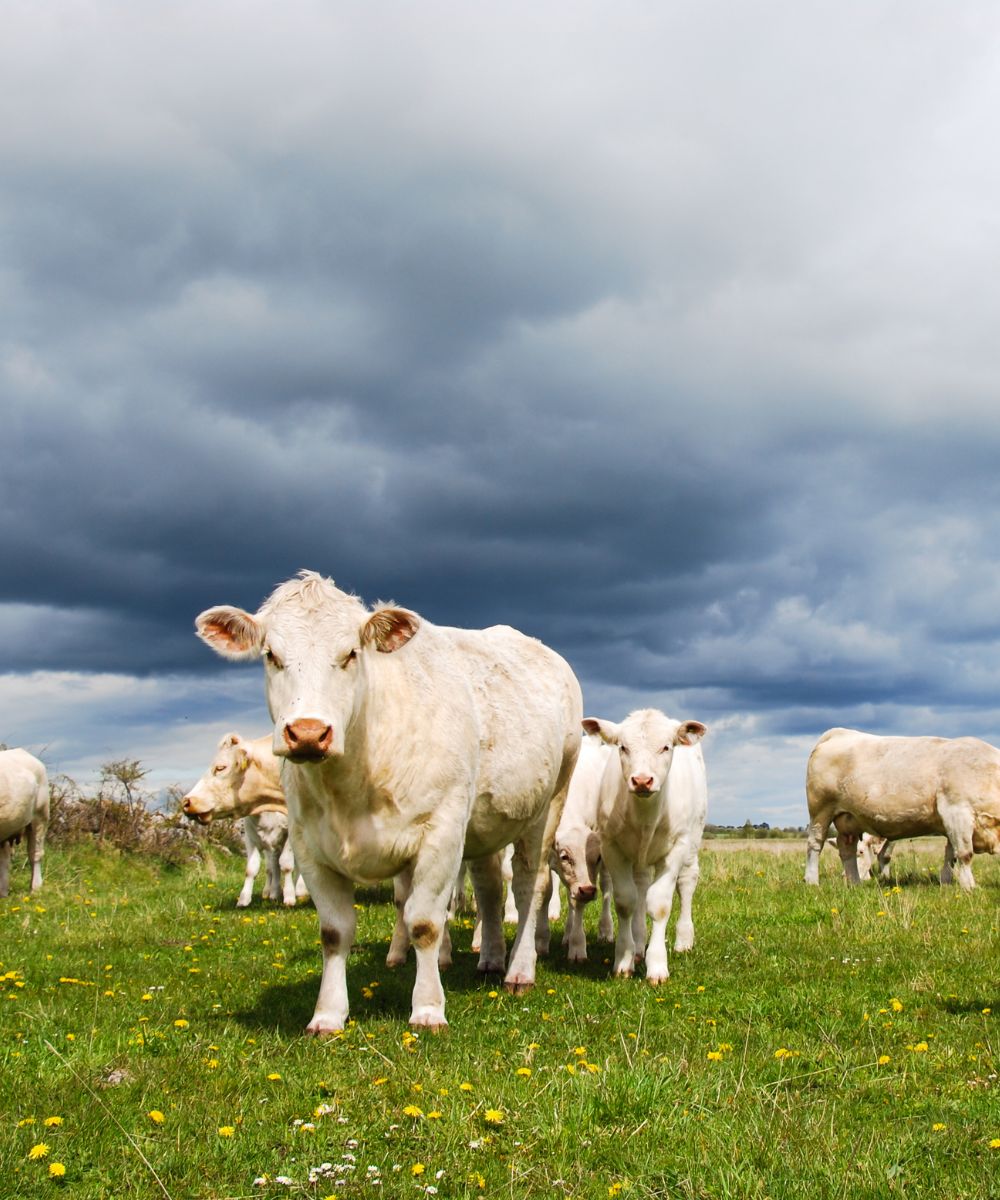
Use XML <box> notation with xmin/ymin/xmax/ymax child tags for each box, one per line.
<box><xmin>2</xmin><ymin>840</ymin><xmax>999</xmax><ymax>1198</ymax></box>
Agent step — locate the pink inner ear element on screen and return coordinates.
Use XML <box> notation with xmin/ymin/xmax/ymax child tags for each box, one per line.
<box><xmin>365</xmin><ymin>607</ymin><xmax>420</xmax><ymax>653</ymax></box>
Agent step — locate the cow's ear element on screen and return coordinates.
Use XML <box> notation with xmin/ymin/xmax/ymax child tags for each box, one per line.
<box><xmin>675</xmin><ymin>721</ymin><xmax>707</xmax><ymax>746</ymax></box>
<box><xmin>582</xmin><ymin>717</ymin><xmax>620</xmax><ymax>745</ymax></box>
<box><xmin>220</xmin><ymin>732</ymin><xmax>242</xmax><ymax>748</ymax></box>
<box><xmin>362</xmin><ymin>606</ymin><xmax>421</xmax><ymax>653</ymax></box>
<box><xmin>196</xmin><ymin>607</ymin><xmax>264</xmax><ymax>660</ymax></box>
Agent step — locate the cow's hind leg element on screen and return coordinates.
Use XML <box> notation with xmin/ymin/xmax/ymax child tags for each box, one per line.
<box><xmin>26</xmin><ymin>822</ymin><xmax>44</xmax><ymax>892</ymax></box>
<box><xmin>836</xmin><ymin>831</ymin><xmax>862</xmax><ymax>885</ymax></box>
<box><xmin>505</xmin><ymin>814</ymin><xmax>551</xmax><ymax>992</ymax></box>
<box><xmin>0</xmin><ymin>840</ymin><xmax>11</xmax><ymax>898</ymax></box>
<box><xmin>804</xmin><ymin>808</ymin><xmax>834</xmax><ymax>885</ymax></box>
<box><xmin>386</xmin><ymin>867</ymin><xmax>413</xmax><ymax>968</ymax></box>
<box><xmin>939</xmin><ymin>797</ymin><xmax>976</xmax><ymax>891</ymax></box>
<box><xmin>940</xmin><ymin>839</ymin><xmax>955</xmax><ymax>885</ymax></box>
<box><xmin>672</xmin><ymin>853</ymin><xmax>700</xmax><ymax>953</ymax></box>
<box><xmin>469</xmin><ymin>852</ymin><xmax>506</xmax><ymax>973</ymax></box>
<box><xmin>237</xmin><ymin>845</ymin><xmax>261</xmax><ymax>908</ymax></box>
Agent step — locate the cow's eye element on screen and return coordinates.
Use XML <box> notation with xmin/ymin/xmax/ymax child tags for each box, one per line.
<box><xmin>213</xmin><ymin>764</ymin><xmax>225</xmax><ymax>775</ymax></box>
<box><xmin>620</xmin><ymin>745</ymin><xmax>630</xmax><ymax>756</ymax></box>
<box><xmin>661</xmin><ymin>745</ymin><xmax>672</xmax><ymax>754</ymax></box>
<box><xmin>341</xmin><ymin>648</ymin><xmax>358</xmax><ymax>669</ymax></box>
<box><xmin>264</xmin><ymin>648</ymin><xmax>282</xmax><ymax>668</ymax></box>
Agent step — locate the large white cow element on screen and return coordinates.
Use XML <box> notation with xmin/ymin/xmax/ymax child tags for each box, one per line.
<box><xmin>805</xmin><ymin>727</ymin><xmax>1000</xmax><ymax>891</ymax></box>
<box><xmin>583</xmin><ymin>709</ymin><xmax>708</xmax><ymax>984</ymax></box>
<box><xmin>181</xmin><ymin>733</ymin><xmax>307</xmax><ymax>907</ymax></box>
<box><xmin>195</xmin><ymin>570</ymin><xmax>582</xmax><ymax>1032</ymax></box>
<box><xmin>553</xmin><ymin>734</ymin><xmax>614</xmax><ymax>963</ymax></box>
<box><xmin>0</xmin><ymin>749</ymin><xmax>49</xmax><ymax>897</ymax></box>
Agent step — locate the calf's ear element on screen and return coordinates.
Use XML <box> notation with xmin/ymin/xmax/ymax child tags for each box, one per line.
<box><xmin>582</xmin><ymin>717</ymin><xmax>621</xmax><ymax>745</ymax></box>
<box><xmin>362</xmin><ymin>606</ymin><xmax>421</xmax><ymax>653</ymax></box>
<box><xmin>196</xmin><ymin>607</ymin><xmax>265</xmax><ymax>660</ymax></box>
<box><xmin>675</xmin><ymin>721</ymin><xmax>707</xmax><ymax>746</ymax></box>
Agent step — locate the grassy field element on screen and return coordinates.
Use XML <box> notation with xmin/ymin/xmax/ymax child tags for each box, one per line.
<box><xmin>3</xmin><ymin>839</ymin><xmax>1000</xmax><ymax>1199</ymax></box>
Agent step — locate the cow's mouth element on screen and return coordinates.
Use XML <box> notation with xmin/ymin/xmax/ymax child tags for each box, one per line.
<box><xmin>183</xmin><ymin>810</ymin><xmax>213</xmax><ymax>826</ymax></box>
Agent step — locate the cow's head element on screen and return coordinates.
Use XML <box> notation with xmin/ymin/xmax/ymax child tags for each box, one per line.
<box><xmin>195</xmin><ymin>571</ymin><xmax>420</xmax><ymax>764</ymax></box>
<box><xmin>582</xmin><ymin>708</ymin><xmax>706</xmax><ymax>798</ymax></box>
<box><xmin>552</xmin><ymin>826</ymin><xmax>603</xmax><ymax>904</ymax></box>
<box><xmin>181</xmin><ymin>732</ymin><xmax>255</xmax><ymax>823</ymax></box>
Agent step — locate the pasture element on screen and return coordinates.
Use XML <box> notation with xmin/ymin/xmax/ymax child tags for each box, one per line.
<box><xmin>4</xmin><ymin>840</ymin><xmax>1000</xmax><ymax>1199</ymax></box>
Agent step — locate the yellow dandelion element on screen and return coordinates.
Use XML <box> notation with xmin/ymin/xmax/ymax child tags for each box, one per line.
<box><xmin>218</xmin><ymin>1126</ymin><xmax>235</xmax><ymax>1137</ymax></box>
<box><xmin>932</xmin><ymin>1123</ymin><xmax>946</xmax><ymax>1132</ymax></box>
<box><xmin>890</xmin><ymin>998</ymin><xmax>903</xmax><ymax>1012</ymax></box>
<box><xmin>48</xmin><ymin>1162</ymin><xmax>66</xmax><ymax>1178</ymax></box>
<box><xmin>43</xmin><ymin>1117</ymin><xmax>63</xmax><ymax>1127</ymax></box>
<box><xmin>460</xmin><ymin>1082</ymin><xmax>473</xmax><ymax>1092</ymax></box>
<box><xmin>173</xmin><ymin>1019</ymin><xmax>189</xmax><ymax>1029</ymax></box>
<box><xmin>412</xmin><ymin>1163</ymin><xmax>426</xmax><ymax>1176</ymax></box>
<box><xmin>18</xmin><ymin>1118</ymin><xmax>35</xmax><ymax>1127</ymax></box>
<box><xmin>484</xmin><ymin>1108</ymin><xmax>504</xmax><ymax>1125</ymax></box>
<box><xmin>402</xmin><ymin>1105</ymin><xmax>424</xmax><ymax>1118</ymax></box>
<box><xmin>372</xmin><ymin>1076</ymin><xmax>389</xmax><ymax>1086</ymax></box>
<box><xmin>515</xmin><ymin>1067</ymin><xmax>531</xmax><ymax>1077</ymax></box>
<box><xmin>909</xmin><ymin>1042</ymin><xmax>929</xmax><ymax>1053</ymax></box>
<box><xmin>878</xmin><ymin>1055</ymin><xmax>891</xmax><ymax>1065</ymax></box>
<box><xmin>707</xmin><ymin>1051</ymin><xmax>723</xmax><ymax>1062</ymax></box>
<box><xmin>147</xmin><ymin>1110</ymin><xmax>166</xmax><ymax>1124</ymax></box>
<box><xmin>28</xmin><ymin>1143</ymin><xmax>50</xmax><ymax>1160</ymax></box>
<box><xmin>266</xmin><ymin>1072</ymin><xmax>282</xmax><ymax>1081</ymax></box>
<box><xmin>427</xmin><ymin>1110</ymin><xmax>442</xmax><ymax>1120</ymax></box>
<box><xmin>989</xmin><ymin>1138</ymin><xmax>1000</xmax><ymax>1149</ymax></box>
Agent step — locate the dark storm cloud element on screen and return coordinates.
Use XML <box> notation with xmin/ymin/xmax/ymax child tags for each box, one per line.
<box><xmin>3</xmin><ymin>1</ymin><xmax>1000</xmax><ymax>817</ymax></box>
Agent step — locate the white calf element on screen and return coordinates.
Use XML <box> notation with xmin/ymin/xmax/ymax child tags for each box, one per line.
<box><xmin>0</xmin><ymin>749</ymin><xmax>49</xmax><ymax>897</ymax></box>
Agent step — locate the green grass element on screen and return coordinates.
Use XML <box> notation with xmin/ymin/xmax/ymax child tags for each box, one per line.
<box><xmin>3</xmin><ymin>840</ymin><xmax>1000</xmax><ymax>1199</ymax></box>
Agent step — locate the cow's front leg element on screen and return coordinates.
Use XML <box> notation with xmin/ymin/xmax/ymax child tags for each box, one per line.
<box><xmin>644</xmin><ymin>856</ymin><xmax>683</xmax><ymax>984</ymax></box>
<box><xmin>303</xmin><ymin>865</ymin><xmax>356</xmax><ymax>1035</ymax></box>
<box><xmin>405</xmin><ymin>853</ymin><xmax>460</xmax><ymax>1030</ymax></box>
<box><xmin>505</xmin><ymin>814</ymin><xmax>552</xmax><ymax>991</ymax></box>
<box><xmin>263</xmin><ymin>849</ymin><xmax>283</xmax><ymax>901</ymax></box>
<box><xmin>469</xmin><ymin>853</ymin><xmax>506</xmax><ymax>973</ymax></box>
<box><xmin>598</xmin><ymin>864</ymin><xmax>615</xmax><ymax>942</ymax></box>
<box><xmin>386</xmin><ymin>867</ymin><xmax>413</xmax><ymax>968</ymax></box>
<box><xmin>631</xmin><ymin>866</ymin><xmax>650</xmax><ymax>963</ymax></box>
<box><xmin>564</xmin><ymin>897</ymin><xmax>588</xmax><ymax>963</ymax></box>
<box><xmin>605</xmin><ymin>848</ymin><xmax>638</xmax><ymax>977</ymax></box>
<box><xmin>940</xmin><ymin>839</ymin><xmax>955</xmax><ymax>885</ymax></box>
<box><xmin>237</xmin><ymin>845</ymin><xmax>261</xmax><ymax>908</ymax></box>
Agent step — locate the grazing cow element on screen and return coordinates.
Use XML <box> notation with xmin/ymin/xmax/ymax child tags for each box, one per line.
<box><xmin>584</xmin><ymin>709</ymin><xmax>708</xmax><ymax>984</ymax></box>
<box><xmin>805</xmin><ymin>727</ymin><xmax>1000</xmax><ymax>891</ymax></box>
<box><xmin>181</xmin><ymin>733</ymin><xmax>307</xmax><ymax>907</ymax></box>
<box><xmin>858</xmin><ymin>835</ymin><xmax>958</xmax><ymax>885</ymax></box>
<box><xmin>553</xmin><ymin>734</ymin><xmax>615</xmax><ymax>962</ymax></box>
<box><xmin>0</xmin><ymin>749</ymin><xmax>49</xmax><ymax>897</ymax></box>
<box><xmin>195</xmin><ymin>570</ymin><xmax>582</xmax><ymax>1032</ymax></box>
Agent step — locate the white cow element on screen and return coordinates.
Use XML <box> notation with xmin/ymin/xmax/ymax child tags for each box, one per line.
<box><xmin>553</xmin><ymin>734</ymin><xmax>615</xmax><ymax>963</ymax></box>
<box><xmin>196</xmin><ymin>570</ymin><xmax>582</xmax><ymax>1032</ymax></box>
<box><xmin>181</xmin><ymin>733</ymin><xmax>308</xmax><ymax>908</ymax></box>
<box><xmin>0</xmin><ymin>749</ymin><xmax>49</xmax><ymax>897</ymax></box>
<box><xmin>584</xmin><ymin>709</ymin><xmax>708</xmax><ymax>984</ymax></box>
<box><xmin>805</xmin><ymin>727</ymin><xmax>1000</xmax><ymax>891</ymax></box>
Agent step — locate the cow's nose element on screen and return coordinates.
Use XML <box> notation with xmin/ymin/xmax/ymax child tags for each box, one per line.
<box><xmin>181</xmin><ymin>796</ymin><xmax>195</xmax><ymax>813</ymax></box>
<box><xmin>576</xmin><ymin>884</ymin><xmax>597</xmax><ymax>902</ymax></box>
<box><xmin>283</xmin><ymin>719</ymin><xmax>334</xmax><ymax>759</ymax></box>
<box><xmin>630</xmin><ymin>774</ymin><xmax>654</xmax><ymax>793</ymax></box>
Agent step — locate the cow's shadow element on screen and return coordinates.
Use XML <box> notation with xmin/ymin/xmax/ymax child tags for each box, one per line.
<box><xmin>230</xmin><ymin>926</ymin><xmax>618</xmax><ymax>1033</ymax></box>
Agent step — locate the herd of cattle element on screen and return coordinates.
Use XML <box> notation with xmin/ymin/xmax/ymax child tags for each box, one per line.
<box><xmin>3</xmin><ymin>570</ymin><xmax>1000</xmax><ymax>1032</ymax></box>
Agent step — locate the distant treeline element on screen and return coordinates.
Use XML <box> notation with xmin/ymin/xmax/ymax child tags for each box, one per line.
<box><xmin>704</xmin><ymin>821</ymin><xmax>806</xmax><ymax>839</ymax></box>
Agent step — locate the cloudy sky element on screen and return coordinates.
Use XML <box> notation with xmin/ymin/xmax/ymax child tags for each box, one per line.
<box><xmin>3</xmin><ymin>1</ymin><xmax>1000</xmax><ymax>824</ymax></box>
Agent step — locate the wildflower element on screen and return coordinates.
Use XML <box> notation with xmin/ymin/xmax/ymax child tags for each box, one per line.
<box><xmin>206</xmin><ymin>1058</ymin><xmax>219</xmax><ymax>1069</ymax></box>
<box><xmin>427</xmin><ymin>1111</ymin><xmax>442</xmax><ymax>1120</ymax></box>
<box><xmin>48</xmin><ymin>1162</ymin><xmax>66</xmax><ymax>1178</ymax></box>
<box><xmin>459</xmin><ymin>1082</ymin><xmax>473</xmax><ymax>1092</ymax></box>
<box><xmin>484</xmin><ymin>1109</ymin><xmax>504</xmax><ymax>1125</ymax></box>
<box><xmin>890</xmin><ymin>998</ymin><xmax>903</xmax><ymax>1012</ymax></box>
<box><xmin>984</xmin><ymin>1008</ymin><xmax>992</xmax><ymax>1016</ymax></box>
<box><xmin>29</xmin><ymin>1144</ymin><xmax>50</xmax><ymax>1160</ymax></box>
<box><xmin>932</xmin><ymin>1123</ymin><xmax>946</xmax><ymax>1132</ymax></box>
<box><xmin>707</xmin><ymin>1051</ymin><xmax>723</xmax><ymax>1062</ymax></box>
<box><xmin>403</xmin><ymin>1105</ymin><xmax>424</xmax><ymax>1118</ymax></box>
<box><xmin>878</xmin><ymin>1055</ymin><xmax>891</xmax><ymax>1065</ymax></box>
<box><xmin>990</xmin><ymin>1139</ymin><xmax>1000</xmax><ymax>1149</ymax></box>
<box><xmin>372</xmin><ymin>1076</ymin><xmax>388</xmax><ymax>1086</ymax></box>
<box><xmin>218</xmin><ymin>1126</ymin><xmax>236</xmax><ymax>1137</ymax></box>
<box><xmin>17</xmin><ymin>1118</ymin><xmax>35</xmax><ymax>1127</ymax></box>
<box><xmin>43</xmin><ymin>1117</ymin><xmax>63</xmax><ymax>1127</ymax></box>
<box><xmin>412</xmin><ymin>1164</ymin><xmax>426</xmax><ymax>1176</ymax></box>
<box><xmin>173</xmin><ymin>1019</ymin><xmax>189</xmax><ymax>1029</ymax></box>
<box><xmin>908</xmin><ymin>1042</ymin><xmax>929</xmax><ymax>1053</ymax></box>
<box><xmin>147</xmin><ymin>1110</ymin><xmax>166</xmax><ymax>1124</ymax></box>
<box><xmin>487</xmin><ymin>991</ymin><xmax>498</xmax><ymax>998</ymax></box>
<box><xmin>515</xmin><ymin>1067</ymin><xmax>531</xmax><ymax>1078</ymax></box>
<box><xmin>267</xmin><ymin>1072</ymin><xmax>282</xmax><ymax>1081</ymax></box>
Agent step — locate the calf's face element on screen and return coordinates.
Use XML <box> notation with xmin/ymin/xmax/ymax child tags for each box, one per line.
<box><xmin>195</xmin><ymin>580</ymin><xmax>420</xmax><ymax>764</ymax></box>
<box><xmin>553</xmin><ymin>827</ymin><xmax>602</xmax><ymax>903</ymax></box>
<box><xmin>582</xmin><ymin>710</ymin><xmax>706</xmax><ymax>799</ymax></box>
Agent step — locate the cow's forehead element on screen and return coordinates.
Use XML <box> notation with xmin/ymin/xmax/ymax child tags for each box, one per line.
<box><xmin>258</xmin><ymin>575</ymin><xmax>367</xmax><ymax>648</ymax></box>
<box><xmin>621</xmin><ymin>708</ymin><xmax>679</xmax><ymax>746</ymax></box>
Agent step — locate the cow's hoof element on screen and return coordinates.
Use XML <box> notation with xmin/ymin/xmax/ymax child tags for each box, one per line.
<box><xmin>409</xmin><ymin>1008</ymin><xmax>448</xmax><ymax>1031</ymax></box>
<box><xmin>646</xmin><ymin>971</ymin><xmax>669</xmax><ymax>985</ymax></box>
<box><xmin>567</xmin><ymin>951</ymin><xmax>588</xmax><ymax>964</ymax></box>
<box><xmin>503</xmin><ymin>977</ymin><xmax>535</xmax><ymax>996</ymax></box>
<box><xmin>385</xmin><ymin>951</ymin><xmax>407</xmax><ymax>969</ymax></box>
<box><xmin>614</xmin><ymin>966</ymin><xmax>634</xmax><ymax>979</ymax></box>
<box><xmin>305</xmin><ymin>1017</ymin><xmax>345</xmax><ymax>1037</ymax></box>
<box><xmin>477</xmin><ymin>959</ymin><xmax>506</xmax><ymax>975</ymax></box>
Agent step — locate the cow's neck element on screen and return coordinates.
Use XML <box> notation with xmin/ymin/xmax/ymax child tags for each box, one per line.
<box><xmin>237</xmin><ymin>761</ymin><xmax>285</xmax><ymax>814</ymax></box>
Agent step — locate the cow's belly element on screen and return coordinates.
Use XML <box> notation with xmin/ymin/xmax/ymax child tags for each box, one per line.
<box><xmin>833</xmin><ymin>786</ymin><xmax>943</xmax><ymax>840</ymax></box>
<box><xmin>0</xmin><ymin>803</ymin><xmax>31</xmax><ymax>841</ymax></box>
